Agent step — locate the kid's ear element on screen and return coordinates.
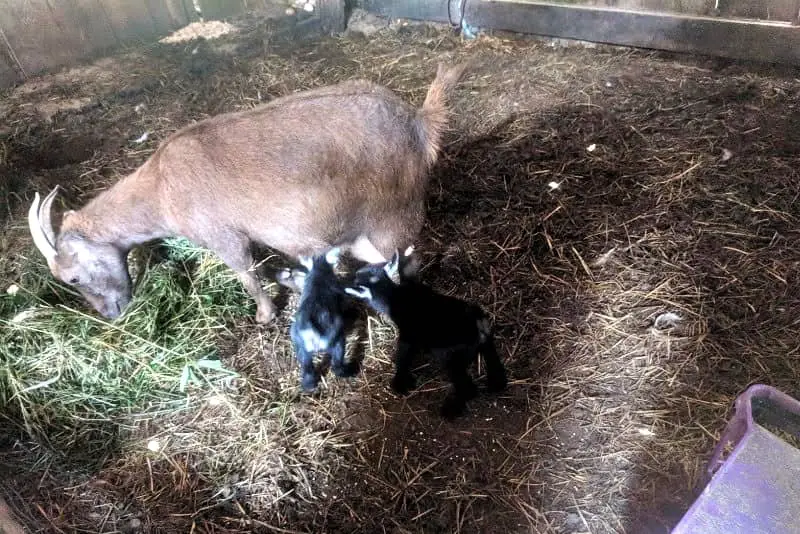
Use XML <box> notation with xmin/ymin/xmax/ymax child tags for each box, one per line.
<box><xmin>384</xmin><ymin>250</ymin><xmax>400</xmax><ymax>279</ymax></box>
<box><xmin>344</xmin><ymin>286</ymin><xmax>372</xmax><ymax>300</ymax></box>
<box><xmin>325</xmin><ymin>247</ymin><xmax>342</xmax><ymax>267</ymax></box>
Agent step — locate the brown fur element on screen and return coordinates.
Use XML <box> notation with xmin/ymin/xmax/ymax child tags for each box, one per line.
<box><xmin>0</xmin><ymin>497</ymin><xmax>25</xmax><ymax>534</ymax></box>
<box><xmin>49</xmin><ymin>61</ymin><xmax>468</xmax><ymax>323</ymax></box>
<box><xmin>417</xmin><ymin>61</ymin><xmax>470</xmax><ymax>166</ymax></box>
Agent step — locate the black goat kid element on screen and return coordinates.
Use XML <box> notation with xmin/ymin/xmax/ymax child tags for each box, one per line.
<box><xmin>283</xmin><ymin>247</ymin><xmax>357</xmax><ymax>391</ymax></box>
<box><xmin>345</xmin><ymin>250</ymin><xmax>508</xmax><ymax>418</ymax></box>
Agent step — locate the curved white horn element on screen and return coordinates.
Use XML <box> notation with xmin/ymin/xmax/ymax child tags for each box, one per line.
<box><xmin>39</xmin><ymin>186</ymin><xmax>60</xmax><ymax>247</ymax></box>
<box><xmin>28</xmin><ymin>192</ymin><xmax>57</xmax><ymax>264</ymax></box>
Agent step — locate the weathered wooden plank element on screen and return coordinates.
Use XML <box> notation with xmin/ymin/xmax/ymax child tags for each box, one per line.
<box><xmin>469</xmin><ymin>1</ymin><xmax>800</xmax><ymax>64</ymax></box>
<box><xmin>362</xmin><ymin>0</ymin><xmax>800</xmax><ymax>66</ymax></box>
<box><xmin>0</xmin><ymin>0</ymin><xmax>196</xmax><ymax>87</ymax></box>
<box><xmin>164</xmin><ymin>0</ymin><xmax>195</xmax><ymax>25</ymax></box>
<box><xmin>533</xmin><ymin>0</ymin><xmax>712</xmax><ymax>16</ymax></box>
<box><xmin>59</xmin><ymin>0</ymin><xmax>120</xmax><ymax>52</ymax></box>
<box><xmin>144</xmin><ymin>0</ymin><xmax>190</xmax><ymax>34</ymax></box>
<box><xmin>0</xmin><ymin>0</ymin><xmax>87</xmax><ymax>77</ymax></box>
<box><xmin>99</xmin><ymin>0</ymin><xmax>160</xmax><ymax>43</ymax></box>
<box><xmin>723</xmin><ymin>0</ymin><xmax>797</xmax><ymax>22</ymax></box>
<box><xmin>318</xmin><ymin>0</ymin><xmax>346</xmax><ymax>33</ymax></box>
<box><xmin>362</xmin><ymin>0</ymin><xmax>452</xmax><ymax>23</ymax></box>
<box><xmin>197</xmin><ymin>0</ymin><xmax>247</xmax><ymax>20</ymax></box>
<box><xmin>0</xmin><ymin>39</ymin><xmax>22</xmax><ymax>88</ymax></box>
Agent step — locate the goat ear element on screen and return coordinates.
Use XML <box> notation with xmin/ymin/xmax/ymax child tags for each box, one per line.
<box><xmin>291</xmin><ymin>269</ymin><xmax>307</xmax><ymax>286</ymax></box>
<box><xmin>325</xmin><ymin>246</ymin><xmax>342</xmax><ymax>267</ymax></box>
<box><xmin>299</xmin><ymin>256</ymin><xmax>313</xmax><ymax>271</ymax></box>
<box><xmin>275</xmin><ymin>269</ymin><xmax>295</xmax><ymax>288</ymax></box>
<box><xmin>276</xmin><ymin>268</ymin><xmax>304</xmax><ymax>289</ymax></box>
<box><xmin>402</xmin><ymin>255</ymin><xmax>421</xmax><ymax>279</ymax></box>
<box><xmin>383</xmin><ymin>251</ymin><xmax>400</xmax><ymax>279</ymax></box>
<box><xmin>344</xmin><ymin>286</ymin><xmax>372</xmax><ymax>300</ymax></box>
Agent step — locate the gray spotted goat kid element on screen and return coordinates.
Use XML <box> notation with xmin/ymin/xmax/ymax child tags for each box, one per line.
<box><xmin>345</xmin><ymin>249</ymin><xmax>508</xmax><ymax>419</ymax></box>
<box><xmin>280</xmin><ymin>247</ymin><xmax>358</xmax><ymax>391</ymax></box>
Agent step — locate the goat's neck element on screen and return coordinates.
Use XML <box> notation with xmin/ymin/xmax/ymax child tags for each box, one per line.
<box><xmin>376</xmin><ymin>285</ymin><xmax>405</xmax><ymax>318</ymax></box>
<box><xmin>73</xmin><ymin>169</ymin><xmax>170</xmax><ymax>250</ymax></box>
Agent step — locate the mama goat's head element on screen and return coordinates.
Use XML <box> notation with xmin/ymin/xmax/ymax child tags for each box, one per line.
<box><xmin>28</xmin><ymin>187</ymin><xmax>132</xmax><ymax>319</ymax></box>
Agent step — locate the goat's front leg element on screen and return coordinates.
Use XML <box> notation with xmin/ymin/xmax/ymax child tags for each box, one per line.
<box><xmin>236</xmin><ymin>270</ymin><xmax>275</xmax><ymax>324</ymax></box>
<box><xmin>213</xmin><ymin>235</ymin><xmax>275</xmax><ymax>324</ymax></box>
<box><xmin>391</xmin><ymin>339</ymin><xmax>417</xmax><ymax>395</ymax></box>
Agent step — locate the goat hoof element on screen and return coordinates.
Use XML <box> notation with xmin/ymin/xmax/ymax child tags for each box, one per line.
<box><xmin>300</xmin><ymin>374</ymin><xmax>319</xmax><ymax>392</ymax></box>
<box><xmin>332</xmin><ymin>362</ymin><xmax>359</xmax><ymax>378</ymax></box>
<box><xmin>255</xmin><ymin>306</ymin><xmax>275</xmax><ymax>324</ymax></box>
<box><xmin>440</xmin><ymin>398</ymin><xmax>467</xmax><ymax>420</ymax></box>
<box><xmin>486</xmin><ymin>376</ymin><xmax>508</xmax><ymax>393</ymax></box>
<box><xmin>390</xmin><ymin>374</ymin><xmax>416</xmax><ymax>395</ymax></box>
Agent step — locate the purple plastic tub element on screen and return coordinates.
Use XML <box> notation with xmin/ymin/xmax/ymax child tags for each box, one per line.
<box><xmin>671</xmin><ymin>384</ymin><xmax>800</xmax><ymax>534</ymax></box>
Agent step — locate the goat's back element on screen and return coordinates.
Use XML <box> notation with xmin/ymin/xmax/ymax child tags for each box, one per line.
<box><xmin>390</xmin><ymin>284</ymin><xmax>485</xmax><ymax>349</ymax></box>
<box><xmin>152</xmin><ymin>81</ymin><xmax>430</xmax><ymax>256</ymax></box>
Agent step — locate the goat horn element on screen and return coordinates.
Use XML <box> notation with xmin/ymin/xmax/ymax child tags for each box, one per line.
<box><xmin>39</xmin><ymin>185</ymin><xmax>60</xmax><ymax>248</ymax></box>
<box><xmin>28</xmin><ymin>191</ymin><xmax>57</xmax><ymax>264</ymax></box>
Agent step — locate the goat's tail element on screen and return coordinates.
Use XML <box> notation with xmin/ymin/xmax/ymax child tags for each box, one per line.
<box><xmin>416</xmin><ymin>60</ymin><xmax>470</xmax><ymax>167</ymax></box>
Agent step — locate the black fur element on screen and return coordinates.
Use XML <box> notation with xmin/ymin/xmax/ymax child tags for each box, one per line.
<box><xmin>348</xmin><ymin>251</ymin><xmax>508</xmax><ymax>419</ymax></box>
<box><xmin>290</xmin><ymin>249</ymin><xmax>357</xmax><ymax>391</ymax></box>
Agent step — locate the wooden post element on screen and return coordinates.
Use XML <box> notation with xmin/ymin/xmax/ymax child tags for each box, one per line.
<box><xmin>318</xmin><ymin>0</ymin><xmax>346</xmax><ymax>34</ymax></box>
<box><xmin>0</xmin><ymin>25</ymin><xmax>24</xmax><ymax>85</ymax></box>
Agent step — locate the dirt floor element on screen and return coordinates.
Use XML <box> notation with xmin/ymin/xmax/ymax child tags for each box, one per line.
<box><xmin>3</xmin><ymin>8</ymin><xmax>800</xmax><ymax>534</ymax></box>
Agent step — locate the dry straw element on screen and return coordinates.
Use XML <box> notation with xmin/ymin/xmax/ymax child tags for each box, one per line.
<box><xmin>2</xmin><ymin>10</ymin><xmax>800</xmax><ymax>534</ymax></box>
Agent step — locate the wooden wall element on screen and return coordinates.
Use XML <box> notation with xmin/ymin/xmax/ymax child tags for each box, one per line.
<box><xmin>542</xmin><ymin>0</ymin><xmax>711</xmax><ymax>16</ymax></box>
<box><xmin>542</xmin><ymin>0</ymin><xmax>799</xmax><ymax>20</ymax></box>
<box><xmin>363</xmin><ymin>0</ymin><xmax>800</xmax><ymax>66</ymax></box>
<box><xmin>0</xmin><ymin>0</ymin><xmax>255</xmax><ymax>88</ymax></box>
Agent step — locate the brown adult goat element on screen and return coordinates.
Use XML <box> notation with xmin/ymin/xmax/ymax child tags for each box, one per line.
<box><xmin>27</xmin><ymin>62</ymin><xmax>468</xmax><ymax>323</ymax></box>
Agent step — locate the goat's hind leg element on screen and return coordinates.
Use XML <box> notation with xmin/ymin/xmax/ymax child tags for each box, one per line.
<box><xmin>440</xmin><ymin>349</ymin><xmax>479</xmax><ymax>420</ymax></box>
<box><xmin>291</xmin><ymin>324</ymin><xmax>319</xmax><ymax>391</ymax></box>
<box><xmin>390</xmin><ymin>339</ymin><xmax>417</xmax><ymax>395</ymax></box>
<box><xmin>478</xmin><ymin>321</ymin><xmax>508</xmax><ymax>393</ymax></box>
<box><xmin>236</xmin><ymin>271</ymin><xmax>275</xmax><ymax>324</ymax></box>
<box><xmin>330</xmin><ymin>334</ymin><xmax>359</xmax><ymax>379</ymax></box>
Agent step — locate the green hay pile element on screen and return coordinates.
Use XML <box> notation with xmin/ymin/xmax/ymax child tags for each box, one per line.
<box><xmin>0</xmin><ymin>238</ymin><xmax>253</xmax><ymax>463</ymax></box>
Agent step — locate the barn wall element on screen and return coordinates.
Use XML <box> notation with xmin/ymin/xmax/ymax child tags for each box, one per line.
<box><xmin>362</xmin><ymin>0</ymin><xmax>800</xmax><ymax>65</ymax></box>
<box><xmin>543</xmin><ymin>0</ymin><xmax>798</xmax><ymax>20</ymax></box>
<box><xmin>0</xmin><ymin>0</ymin><xmax>256</xmax><ymax>89</ymax></box>
<box><xmin>542</xmin><ymin>0</ymin><xmax>711</xmax><ymax>16</ymax></box>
